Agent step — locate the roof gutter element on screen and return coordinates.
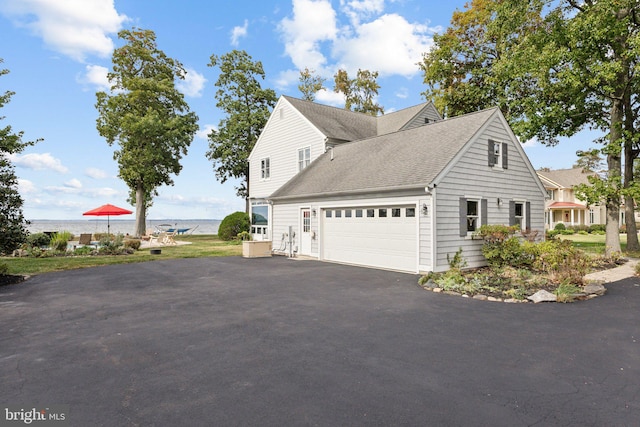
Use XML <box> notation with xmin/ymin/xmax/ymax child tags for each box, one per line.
<box><xmin>269</xmin><ymin>183</ymin><xmax>430</xmax><ymax>202</ymax></box>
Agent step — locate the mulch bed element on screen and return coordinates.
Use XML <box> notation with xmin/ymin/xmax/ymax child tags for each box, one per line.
<box><xmin>0</xmin><ymin>274</ymin><xmax>26</xmax><ymax>287</ymax></box>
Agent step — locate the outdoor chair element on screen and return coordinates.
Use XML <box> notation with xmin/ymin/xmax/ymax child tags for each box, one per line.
<box><xmin>162</xmin><ymin>230</ymin><xmax>178</xmax><ymax>245</ymax></box>
<box><xmin>78</xmin><ymin>233</ymin><xmax>96</xmax><ymax>247</ymax></box>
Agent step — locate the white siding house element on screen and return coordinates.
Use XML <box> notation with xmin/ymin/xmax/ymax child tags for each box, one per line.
<box><xmin>248</xmin><ymin>96</ymin><xmax>546</xmax><ymax>273</ymax></box>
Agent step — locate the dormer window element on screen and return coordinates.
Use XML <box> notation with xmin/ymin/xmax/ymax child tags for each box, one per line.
<box><xmin>298</xmin><ymin>146</ymin><xmax>310</xmax><ymax>171</ymax></box>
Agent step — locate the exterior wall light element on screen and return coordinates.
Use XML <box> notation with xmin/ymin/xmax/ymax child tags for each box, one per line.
<box><xmin>422</xmin><ymin>203</ymin><xmax>428</xmax><ymax>216</ymax></box>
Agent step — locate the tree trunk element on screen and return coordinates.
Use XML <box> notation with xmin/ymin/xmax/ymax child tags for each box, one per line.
<box><xmin>135</xmin><ymin>184</ymin><xmax>147</xmax><ymax>237</ymax></box>
<box><xmin>605</xmin><ymin>98</ymin><xmax>623</xmax><ymax>256</ymax></box>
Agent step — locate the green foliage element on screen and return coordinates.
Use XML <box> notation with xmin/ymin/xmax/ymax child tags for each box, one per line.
<box><xmin>555</xmin><ymin>282</ymin><xmax>582</xmax><ymax>303</ymax></box>
<box><xmin>0</xmin><ymin>59</ymin><xmax>41</xmax><ymax>255</ymax></box>
<box><xmin>207</xmin><ymin>50</ymin><xmax>277</xmax><ymax>199</ymax></box>
<box><xmin>554</xmin><ymin>223</ymin><xmax>566</xmax><ymax>230</ymax></box>
<box><xmin>27</xmin><ymin>233</ymin><xmax>51</xmax><ymax>248</ymax></box>
<box><xmin>588</xmin><ymin>224</ymin><xmax>606</xmax><ymax>233</ymax></box>
<box><xmin>218</xmin><ymin>212</ymin><xmax>250</xmax><ymax>241</ymax></box>
<box><xmin>95</xmin><ymin>28</ymin><xmax>199</xmax><ymax>236</ymax></box>
<box><xmin>533</xmin><ymin>240</ymin><xmax>589</xmax><ymax>285</ymax></box>
<box><xmin>124</xmin><ymin>239</ymin><xmax>141</xmax><ymax>251</ymax></box>
<box><xmin>298</xmin><ymin>68</ymin><xmax>326</xmax><ymax>101</ymax></box>
<box><xmin>237</xmin><ymin>231</ymin><xmax>252</xmax><ymax>241</ymax></box>
<box><xmin>333</xmin><ymin>69</ymin><xmax>383</xmax><ymax>115</ymax></box>
<box><xmin>73</xmin><ymin>246</ymin><xmax>94</xmax><ymax>256</ymax></box>
<box><xmin>475</xmin><ymin>225</ymin><xmax>533</xmax><ymax>268</ymax></box>
<box><xmin>50</xmin><ymin>231</ymin><xmax>72</xmax><ymax>252</ymax></box>
<box><xmin>98</xmin><ymin>234</ymin><xmax>126</xmax><ymax>255</ymax></box>
<box><xmin>0</xmin><ymin>262</ymin><xmax>8</xmax><ymax>275</ymax></box>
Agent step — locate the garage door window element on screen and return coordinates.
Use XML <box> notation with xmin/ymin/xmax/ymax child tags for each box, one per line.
<box><xmin>355</xmin><ymin>209</ymin><xmax>363</xmax><ymax>217</ymax></box>
<box><xmin>345</xmin><ymin>209</ymin><xmax>352</xmax><ymax>218</ymax></box>
<box><xmin>406</xmin><ymin>207</ymin><xmax>415</xmax><ymax>217</ymax></box>
<box><xmin>335</xmin><ymin>210</ymin><xmax>342</xmax><ymax>218</ymax></box>
<box><xmin>392</xmin><ymin>208</ymin><xmax>401</xmax><ymax>217</ymax></box>
<box><xmin>326</xmin><ymin>210</ymin><xmax>332</xmax><ymax>218</ymax></box>
<box><xmin>367</xmin><ymin>209</ymin><xmax>375</xmax><ymax>217</ymax></box>
<box><xmin>379</xmin><ymin>209</ymin><xmax>387</xmax><ymax>217</ymax></box>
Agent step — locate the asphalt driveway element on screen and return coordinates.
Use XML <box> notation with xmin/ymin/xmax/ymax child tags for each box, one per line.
<box><xmin>1</xmin><ymin>256</ymin><xmax>639</xmax><ymax>426</ymax></box>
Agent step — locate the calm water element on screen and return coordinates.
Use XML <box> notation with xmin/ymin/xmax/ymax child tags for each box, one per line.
<box><xmin>26</xmin><ymin>219</ymin><xmax>220</xmax><ymax>236</ymax></box>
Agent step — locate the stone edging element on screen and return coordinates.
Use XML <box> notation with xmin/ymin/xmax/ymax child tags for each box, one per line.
<box><xmin>420</xmin><ymin>280</ymin><xmax>607</xmax><ymax>304</ymax></box>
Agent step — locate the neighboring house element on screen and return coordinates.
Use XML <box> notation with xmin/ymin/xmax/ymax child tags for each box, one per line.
<box><xmin>536</xmin><ymin>168</ymin><xmax>606</xmax><ymax>229</ymax></box>
<box><xmin>248</xmin><ymin>95</ymin><xmax>546</xmax><ymax>273</ymax></box>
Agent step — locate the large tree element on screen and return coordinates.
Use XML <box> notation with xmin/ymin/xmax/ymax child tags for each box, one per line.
<box><xmin>298</xmin><ymin>67</ymin><xmax>326</xmax><ymax>101</ymax></box>
<box><xmin>333</xmin><ymin>69</ymin><xmax>384</xmax><ymax>116</ymax></box>
<box><xmin>96</xmin><ymin>28</ymin><xmax>199</xmax><ymax>237</ymax></box>
<box><xmin>0</xmin><ymin>59</ymin><xmax>40</xmax><ymax>254</ymax></box>
<box><xmin>206</xmin><ymin>50</ymin><xmax>277</xmax><ymax>207</ymax></box>
<box><xmin>421</xmin><ymin>0</ymin><xmax>640</xmax><ymax>255</ymax></box>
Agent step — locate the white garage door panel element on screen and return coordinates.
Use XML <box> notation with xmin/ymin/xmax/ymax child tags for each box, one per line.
<box><xmin>322</xmin><ymin>207</ymin><xmax>417</xmax><ymax>272</ymax></box>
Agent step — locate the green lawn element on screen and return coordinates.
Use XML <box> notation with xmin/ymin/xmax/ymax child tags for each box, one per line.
<box><xmin>559</xmin><ymin>233</ymin><xmax>640</xmax><ymax>257</ymax></box>
<box><xmin>1</xmin><ymin>235</ymin><xmax>242</xmax><ymax>276</ymax></box>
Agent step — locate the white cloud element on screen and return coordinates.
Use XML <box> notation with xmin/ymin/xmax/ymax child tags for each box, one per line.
<box><xmin>333</xmin><ymin>14</ymin><xmax>434</xmax><ymax>77</ymax></box>
<box><xmin>279</xmin><ymin>0</ymin><xmax>338</xmax><ymax>70</ymax></box>
<box><xmin>79</xmin><ymin>64</ymin><xmax>110</xmax><ymax>91</ymax></box>
<box><xmin>522</xmin><ymin>137</ymin><xmax>540</xmax><ymax>148</ymax></box>
<box><xmin>315</xmin><ymin>89</ymin><xmax>345</xmax><ymax>107</ymax></box>
<box><xmin>196</xmin><ymin>124</ymin><xmax>217</xmax><ymax>140</ymax></box>
<box><xmin>85</xmin><ymin>167</ymin><xmax>109</xmax><ymax>179</ymax></box>
<box><xmin>18</xmin><ymin>179</ymin><xmax>37</xmax><ymax>194</ymax></box>
<box><xmin>0</xmin><ymin>0</ymin><xmax>128</xmax><ymax>61</ymax></box>
<box><xmin>64</xmin><ymin>178</ymin><xmax>82</xmax><ymax>189</ymax></box>
<box><xmin>177</xmin><ymin>68</ymin><xmax>206</xmax><ymax>98</ymax></box>
<box><xmin>340</xmin><ymin>0</ymin><xmax>385</xmax><ymax>25</ymax></box>
<box><xmin>231</xmin><ymin>19</ymin><xmax>249</xmax><ymax>46</ymax></box>
<box><xmin>9</xmin><ymin>152</ymin><xmax>68</xmax><ymax>173</ymax></box>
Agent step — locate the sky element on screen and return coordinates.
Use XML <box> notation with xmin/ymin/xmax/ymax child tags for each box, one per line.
<box><xmin>0</xmin><ymin>0</ymin><xmax>601</xmax><ymax>220</ymax></box>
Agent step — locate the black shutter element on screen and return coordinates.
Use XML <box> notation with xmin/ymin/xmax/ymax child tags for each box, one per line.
<box><xmin>459</xmin><ymin>197</ymin><xmax>467</xmax><ymax>237</ymax></box>
<box><xmin>488</xmin><ymin>140</ymin><xmax>495</xmax><ymax>167</ymax></box>
<box><xmin>509</xmin><ymin>201</ymin><xmax>516</xmax><ymax>226</ymax></box>
<box><xmin>481</xmin><ymin>199</ymin><xmax>488</xmax><ymax>226</ymax></box>
<box><xmin>502</xmin><ymin>143</ymin><xmax>508</xmax><ymax>169</ymax></box>
<box><xmin>526</xmin><ymin>201</ymin><xmax>531</xmax><ymax>230</ymax></box>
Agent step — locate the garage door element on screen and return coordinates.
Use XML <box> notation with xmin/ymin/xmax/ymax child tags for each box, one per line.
<box><xmin>322</xmin><ymin>206</ymin><xmax>417</xmax><ymax>272</ymax></box>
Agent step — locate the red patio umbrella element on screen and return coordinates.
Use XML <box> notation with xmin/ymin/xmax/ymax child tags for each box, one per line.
<box><xmin>83</xmin><ymin>203</ymin><xmax>133</xmax><ymax>235</ymax></box>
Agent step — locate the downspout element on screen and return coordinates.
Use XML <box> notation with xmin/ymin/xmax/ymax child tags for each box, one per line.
<box><xmin>427</xmin><ymin>184</ymin><xmax>437</xmax><ymax>272</ymax></box>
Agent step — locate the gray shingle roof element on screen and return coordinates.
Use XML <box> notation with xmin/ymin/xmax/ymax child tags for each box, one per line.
<box><xmin>283</xmin><ymin>96</ymin><xmax>434</xmax><ymax>141</ymax></box>
<box><xmin>537</xmin><ymin>168</ymin><xmax>593</xmax><ymax>188</ymax></box>
<box><xmin>283</xmin><ymin>96</ymin><xmax>378</xmax><ymax>141</ymax></box>
<box><xmin>376</xmin><ymin>103</ymin><xmax>432</xmax><ymax>135</ymax></box>
<box><xmin>270</xmin><ymin>108</ymin><xmax>499</xmax><ymax>200</ymax></box>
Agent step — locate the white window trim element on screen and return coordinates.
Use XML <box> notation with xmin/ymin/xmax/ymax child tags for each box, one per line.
<box><xmin>260</xmin><ymin>157</ymin><xmax>270</xmax><ymax>180</ymax></box>
<box><xmin>298</xmin><ymin>146</ymin><xmax>311</xmax><ymax>172</ymax></box>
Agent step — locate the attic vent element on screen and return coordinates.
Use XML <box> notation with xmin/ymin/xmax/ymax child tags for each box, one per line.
<box><xmin>424</xmin><ymin>118</ymin><xmax>430</xmax><ymax>124</ymax></box>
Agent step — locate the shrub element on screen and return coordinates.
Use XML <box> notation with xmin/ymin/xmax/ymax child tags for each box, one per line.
<box><xmin>98</xmin><ymin>234</ymin><xmax>125</xmax><ymax>255</ymax></box>
<box><xmin>560</xmin><ymin>229</ymin><xmax>575</xmax><ymax>235</ymax></box>
<box><xmin>533</xmin><ymin>239</ymin><xmax>589</xmax><ymax>285</ymax></box>
<box><xmin>27</xmin><ymin>232</ymin><xmax>51</xmax><ymax>248</ymax></box>
<box><xmin>476</xmin><ymin>225</ymin><xmax>532</xmax><ymax>269</ymax></box>
<box><xmin>588</xmin><ymin>224</ymin><xmax>606</xmax><ymax>233</ymax></box>
<box><xmin>0</xmin><ymin>262</ymin><xmax>8</xmax><ymax>275</ymax></box>
<box><xmin>50</xmin><ymin>231</ymin><xmax>72</xmax><ymax>252</ymax></box>
<box><xmin>73</xmin><ymin>246</ymin><xmax>94</xmax><ymax>256</ymax></box>
<box><xmin>124</xmin><ymin>239</ymin><xmax>141</xmax><ymax>251</ymax></box>
<box><xmin>218</xmin><ymin>211</ymin><xmax>250</xmax><ymax>241</ymax></box>
<box><xmin>554</xmin><ymin>223</ymin><xmax>566</xmax><ymax>230</ymax></box>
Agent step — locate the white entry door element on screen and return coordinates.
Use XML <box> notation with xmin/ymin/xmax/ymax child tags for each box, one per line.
<box><xmin>322</xmin><ymin>206</ymin><xmax>417</xmax><ymax>272</ymax></box>
<box><xmin>300</xmin><ymin>209</ymin><xmax>312</xmax><ymax>255</ymax></box>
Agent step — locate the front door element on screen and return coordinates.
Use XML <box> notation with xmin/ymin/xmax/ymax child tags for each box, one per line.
<box><xmin>300</xmin><ymin>209</ymin><xmax>312</xmax><ymax>255</ymax></box>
